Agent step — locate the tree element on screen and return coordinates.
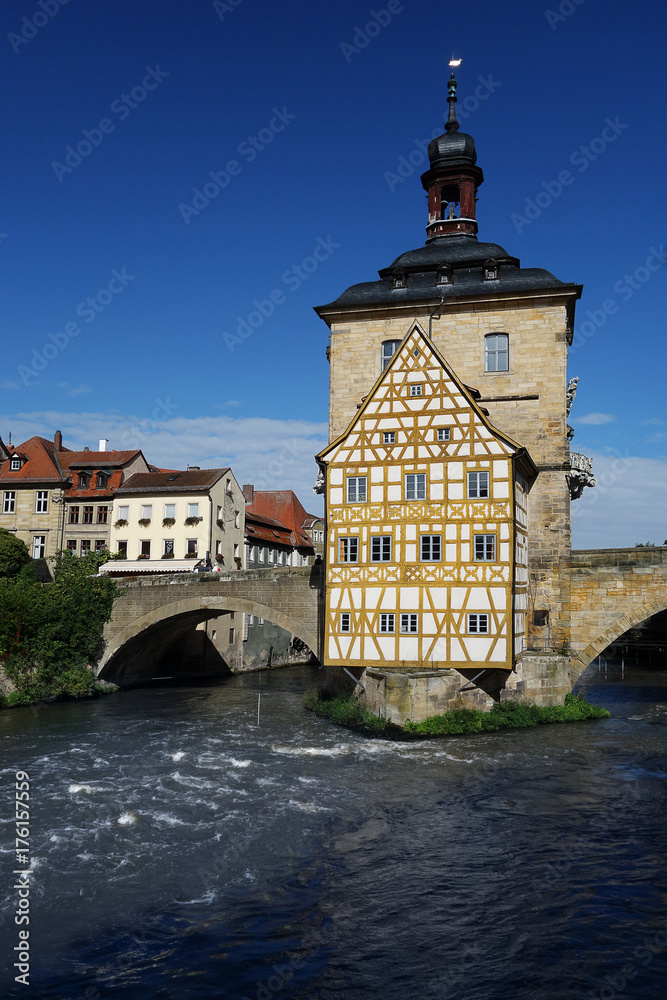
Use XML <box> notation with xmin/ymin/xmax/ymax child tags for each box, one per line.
<box><xmin>0</xmin><ymin>528</ymin><xmax>30</xmax><ymax>577</ymax></box>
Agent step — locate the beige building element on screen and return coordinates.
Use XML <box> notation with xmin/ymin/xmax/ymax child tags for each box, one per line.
<box><xmin>103</xmin><ymin>468</ymin><xmax>245</xmax><ymax>574</ymax></box>
<box><xmin>0</xmin><ymin>435</ymin><xmax>65</xmax><ymax>559</ymax></box>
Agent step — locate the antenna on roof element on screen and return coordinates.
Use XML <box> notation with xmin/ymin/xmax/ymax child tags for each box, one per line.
<box><xmin>8</xmin><ymin>431</ymin><xmax>11</xmax><ymax>446</ymax></box>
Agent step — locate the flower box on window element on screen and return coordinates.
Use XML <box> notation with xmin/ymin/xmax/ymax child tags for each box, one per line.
<box><xmin>162</xmin><ymin>517</ymin><xmax>176</xmax><ymax>528</ymax></box>
<box><xmin>161</xmin><ymin>551</ymin><xmax>174</xmax><ymax>559</ymax></box>
<box><xmin>184</xmin><ymin>516</ymin><xmax>201</xmax><ymax>526</ymax></box>
<box><xmin>138</xmin><ymin>518</ymin><xmax>151</xmax><ymax>527</ymax></box>
<box><xmin>114</xmin><ymin>519</ymin><xmax>128</xmax><ymax>529</ymax></box>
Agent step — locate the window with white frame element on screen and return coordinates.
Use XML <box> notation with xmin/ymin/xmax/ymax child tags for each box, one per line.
<box><xmin>400</xmin><ymin>613</ymin><xmax>418</xmax><ymax>634</ymax></box>
<box><xmin>379</xmin><ymin>613</ymin><xmax>395</xmax><ymax>634</ymax></box>
<box><xmin>35</xmin><ymin>491</ymin><xmax>48</xmax><ymax>513</ymax></box>
<box><xmin>187</xmin><ymin>503</ymin><xmax>199</xmax><ymax>519</ymax></box>
<box><xmin>346</xmin><ymin>476</ymin><xmax>367</xmax><ymax>503</ymax></box>
<box><xmin>467</xmin><ymin>471</ymin><xmax>490</xmax><ymax>498</ymax></box>
<box><xmin>3</xmin><ymin>491</ymin><xmax>16</xmax><ymax>514</ymax></box>
<box><xmin>117</xmin><ymin>505</ymin><xmax>129</xmax><ymax>521</ymax></box>
<box><xmin>484</xmin><ymin>333</ymin><xmax>509</xmax><ymax>372</ymax></box>
<box><xmin>474</xmin><ymin>534</ymin><xmax>496</xmax><ymax>561</ymax></box>
<box><xmin>409</xmin><ymin>384</ymin><xmax>422</xmax><ymax>397</ymax></box>
<box><xmin>339</xmin><ymin>537</ymin><xmax>358</xmax><ymax>562</ymax></box>
<box><xmin>370</xmin><ymin>536</ymin><xmax>392</xmax><ymax>562</ymax></box>
<box><xmin>381</xmin><ymin>340</ymin><xmax>400</xmax><ymax>370</ymax></box>
<box><xmin>420</xmin><ymin>535</ymin><xmax>441</xmax><ymax>561</ymax></box>
<box><xmin>164</xmin><ymin>503</ymin><xmax>176</xmax><ymax>519</ymax></box>
<box><xmin>383</xmin><ymin>431</ymin><xmax>396</xmax><ymax>444</ymax></box>
<box><xmin>117</xmin><ymin>540</ymin><xmax>127</xmax><ymax>556</ymax></box>
<box><xmin>405</xmin><ymin>473</ymin><xmax>427</xmax><ymax>500</ymax></box>
<box><xmin>437</xmin><ymin>428</ymin><xmax>451</xmax><ymax>441</ymax></box>
<box><xmin>259</xmin><ymin>546</ymin><xmax>266</xmax><ymax>563</ymax></box>
<box><xmin>141</xmin><ymin>504</ymin><xmax>152</xmax><ymax>520</ymax></box>
<box><xmin>468</xmin><ymin>613</ymin><xmax>489</xmax><ymax>634</ymax></box>
<box><xmin>140</xmin><ymin>540</ymin><xmax>150</xmax><ymax>558</ymax></box>
<box><xmin>234</xmin><ymin>511</ymin><xmax>240</xmax><ymax>529</ymax></box>
<box><xmin>186</xmin><ymin>539</ymin><xmax>197</xmax><ymax>557</ymax></box>
<box><xmin>32</xmin><ymin>536</ymin><xmax>45</xmax><ymax>558</ymax></box>
<box><xmin>164</xmin><ymin>539</ymin><xmax>174</xmax><ymax>556</ymax></box>
<box><xmin>10</xmin><ymin>457</ymin><xmax>21</xmax><ymax>471</ymax></box>
<box><xmin>243</xmin><ymin>613</ymin><xmax>251</xmax><ymax>641</ymax></box>
<box><xmin>340</xmin><ymin>612</ymin><xmax>351</xmax><ymax>633</ymax></box>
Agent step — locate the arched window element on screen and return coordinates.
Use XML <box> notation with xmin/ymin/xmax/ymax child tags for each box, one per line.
<box><xmin>484</xmin><ymin>333</ymin><xmax>509</xmax><ymax>372</ymax></box>
<box><xmin>381</xmin><ymin>340</ymin><xmax>401</xmax><ymax>370</ymax></box>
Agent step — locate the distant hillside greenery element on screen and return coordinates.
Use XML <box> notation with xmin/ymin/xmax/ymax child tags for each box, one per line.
<box><xmin>0</xmin><ymin>549</ymin><xmax>117</xmax><ymax>707</ymax></box>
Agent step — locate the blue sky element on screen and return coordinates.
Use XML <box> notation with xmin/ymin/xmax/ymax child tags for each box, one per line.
<box><xmin>1</xmin><ymin>0</ymin><xmax>665</xmax><ymax>544</ymax></box>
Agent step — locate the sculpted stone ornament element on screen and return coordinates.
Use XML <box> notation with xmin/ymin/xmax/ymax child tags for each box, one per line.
<box><xmin>567</xmin><ymin>451</ymin><xmax>596</xmax><ymax>500</ymax></box>
<box><xmin>313</xmin><ymin>465</ymin><xmax>325</xmax><ymax>495</ymax></box>
<box><xmin>566</xmin><ymin>376</ymin><xmax>579</xmax><ymax>416</ymax></box>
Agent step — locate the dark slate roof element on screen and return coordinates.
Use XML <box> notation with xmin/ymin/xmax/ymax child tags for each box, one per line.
<box><xmin>116</xmin><ymin>469</ymin><xmax>230</xmax><ymax>494</ymax></box>
<box><xmin>315</xmin><ymin>235</ymin><xmax>581</xmax><ymax>314</ymax></box>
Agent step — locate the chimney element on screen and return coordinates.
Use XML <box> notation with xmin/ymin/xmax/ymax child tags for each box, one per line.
<box><xmin>242</xmin><ymin>484</ymin><xmax>254</xmax><ymax>505</ymax></box>
<box><xmin>84</xmin><ymin>446</ymin><xmax>89</xmax><ymax>452</ymax></box>
<box><xmin>54</xmin><ymin>430</ymin><xmax>62</xmax><ymax>450</ymax></box>
<box><xmin>187</xmin><ymin>465</ymin><xmax>200</xmax><ymax>471</ymax></box>
<box><xmin>98</xmin><ymin>438</ymin><xmax>109</xmax><ymax>452</ymax></box>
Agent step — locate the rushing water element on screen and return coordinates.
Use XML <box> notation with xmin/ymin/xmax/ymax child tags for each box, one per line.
<box><xmin>1</xmin><ymin>663</ymin><xmax>666</xmax><ymax>1000</ymax></box>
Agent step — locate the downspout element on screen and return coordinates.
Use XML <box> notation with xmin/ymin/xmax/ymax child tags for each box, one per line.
<box><xmin>428</xmin><ymin>292</ymin><xmax>446</xmax><ymax>339</ymax></box>
<box><xmin>208</xmin><ymin>493</ymin><xmax>213</xmax><ymax>566</ymax></box>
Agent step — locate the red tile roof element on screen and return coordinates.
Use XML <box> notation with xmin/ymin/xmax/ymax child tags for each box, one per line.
<box><xmin>0</xmin><ymin>436</ymin><xmax>65</xmax><ymax>484</ymax></box>
<box><xmin>244</xmin><ymin>489</ymin><xmax>314</xmax><ymax>549</ymax></box>
<box><xmin>245</xmin><ymin>511</ymin><xmax>293</xmax><ymax>546</ymax></box>
<box><xmin>116</xmin><ymin>469</ymin><xmax>231</xmax><ymax>494</ymax></box>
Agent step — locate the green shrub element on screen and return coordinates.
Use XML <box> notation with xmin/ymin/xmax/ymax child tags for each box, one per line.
<box><xmin>403</xmin><ymin>693</ymin><xmax>609</xmax><ymax>736</ymax></box>
<box><xmin>304</xmin><ymin>691</ymin><xmax>386</xmax><ymax>731</ymax></box>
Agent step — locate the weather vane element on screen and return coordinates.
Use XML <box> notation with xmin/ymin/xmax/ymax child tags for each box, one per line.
<box><xmin>449</xmin><ymin>55</ymin><xmax>462</xmax><ymax>68</ymax></box>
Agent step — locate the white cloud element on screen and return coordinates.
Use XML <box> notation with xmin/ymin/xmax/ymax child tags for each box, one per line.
<box><xmin>56</xmin><ymin>382</ymin><xmax>93</xmax><ymax>396</ymax></box>
<box><xmin>574</xmin><ymin>412</ymin><xmax>615</xmax><ymax>426</ymax></box>
<box><xmin>572</xmin><ymin>452</ymin><xmax>667</xmax><ymax>548</ymax></box>
<box><xmin>0</xmin><ymin>409</ymin><xmax>327</xmax><ymax>515</ymax></box>
<box><xmin>642</xmin><ymin>417</ymin><xmax>664</xmax><ymax>427</ymax></box>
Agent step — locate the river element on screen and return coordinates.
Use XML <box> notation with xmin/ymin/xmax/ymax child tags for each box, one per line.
<box><xmin>1</xmin><ymin>663</ymin><xmax>666</xmax><ymax>1000</ymax></box>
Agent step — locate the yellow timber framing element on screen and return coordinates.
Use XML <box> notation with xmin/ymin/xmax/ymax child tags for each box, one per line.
<box><xmin>317</xmin><ymin>322</ymin><xmax>536</xmax><ymax>673</ymax></box>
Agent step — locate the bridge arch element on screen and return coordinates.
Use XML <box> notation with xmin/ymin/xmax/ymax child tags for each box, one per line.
<box><xmin>99</xmin><ymin>595</ymin><xmax>319</xmax><ymax>686</ymax></box>
<box><xmin>575</xmin><ymin>596</ymin><xmax>667</xmax><ymax>671</ymax></box>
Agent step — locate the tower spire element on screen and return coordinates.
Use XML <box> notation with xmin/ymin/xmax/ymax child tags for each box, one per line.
<box><xmin>445</xmin><ymin>71</ymin><xmax>460</xmax><ymax>132</ymax></box>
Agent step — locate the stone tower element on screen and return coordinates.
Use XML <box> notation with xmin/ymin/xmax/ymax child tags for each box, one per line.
<box><xmin>315</xmin><ymin>72</ymin><xmax>585</xmax><ymax>659</ymax></box>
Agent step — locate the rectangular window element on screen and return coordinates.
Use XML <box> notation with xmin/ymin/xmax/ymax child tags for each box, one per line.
<box><xmin>400</xmin><ymin>613</ymin><xmax>418</xmax><ymax>634</ymax></box>
<box><xmin>95</xmin><ymin>540</ymin><xmax>106</xmax><ymax>552</ymax></box>
<box><xmin>467</xmin><ymin>471</ymin><xmax>490</xmax><ymax>498</ymax></box>
<box><xmin>141</xmin><ymin>504</ymin><xmax>152</xmax><ymax>520</ymax></box>
<box><xmin>35</xmin><ymin>491</ymin><xmax>48</xmax><ymax>513</ymax></box>
<box><xmin>2</xmin><ymin>491</ymin><xmax>16</xmax><ymax>514</ymax></box>
<box><xmin>339</xmin><ymin>537</ymin><xmax>358</xmax><ymax>562</ymax></box>
<box><xmin>383</xmin><ymin>431</ymin><xmax>395</xmax><ymax>444</ymax></box>
<box><xmin>80</xmin><ymin>539</ymin><xmax>91</xmax><ymax>556</ymax></box>
<box><xmin>243</xmin><ymin>613</ymin><xmax>250</xmax><ymax>641</ymax></box>
<box><xmin>381</xmin><ymin>340</ymin><xmax>400</xmax><ymax>370</ymax></box>
<box><xmin>117</xmin><ymin>505</ymin><xmax>129</xmax><ymax>521</ymax></box>
<box><xmin>187</xmin><ymin>503</ymin><xmax>199</xmax><ymax>518</ymax></box>
<box><xmin>405</xmin><ymin>473</ymin><xmax>427</xmax><ymax>500</ymax></box>
<box><xmin>66</xmin><ymin>540</ymin><xmax>77</xmax><ymax>553</ymax></box>
<box><xmin>97</xmin><ymin>506</ymin><xmax>108</xmax><ymax>524</ymax></box>
<box><xmin>420</xmin><ymin>535</ymin><xmax>441</xmax><ymax>561</ymax></box>
<box><xmin>10</xmin><ymin>458</ymin><xmax>21</xmax><ymax>471</ymax></box>
<box><xmin>68</xmin><ymin>506</ymin><xmax>80</xmax><ymax>524</ymax></box>
<box><xmin>95</xmin><ymin>472</ymin><xmax>108</xmax><ymax>490</ymax></box>
<box><xmin>187</xmin><ymin>540</ymin><xmax>197</xmax><ymax>557</ymax></box>
<box><xmin>468</xmin><ymin>613</ymin><xmax>490</xmax><ymax>634</ymax></box>
<box><xmin>259</xmin><ymin>546</ymin><xmax>266</xmax><ymax>563</ymax></box>
<box><xmin>77</xmin><ymin>473</ymin><xmax>89</xmax><ymax>490</ymax></box>
<box><xmin>370</xmin><ymin>536</ymin><xmax>392</xmax><ymax>562</ymax></box>
<box><xmin>346</xmin><ymin>476</ymin><xmax>367</xmax><ymax>503</ymax></box>
<box><xmin>474</xmin><ymin>534</ymin><xmax>496</xmax><ymax>561</ymax></box>
<box><xmin>340</xmin><ymin>612</ymin><xmax>351</xmax><ymax>633</ymax></box>
<box><xmin>437</xmin><ymin>428</ymin><xmax>451</xmax><ymax>441</ymax></box>
<box><xmin>229</xmin><ymin>627</ymin><xmax>235</xmax><ymax>643</ymax></box>
<box><xmin>409</xmin><ymin>384</ymin><xmax>422</xmax><ymax>397</ymax></box>
<box><xmin>83</xmin><ymin>506</ymin><xmax>94</xmax><ymax>524</ymax></box>
<box><xmin>140</xmin><ymin>540</ymin><xmax>151</xmax><ymax>558</ymax></box>
<box><xmin>379</xmin><ymin>613</ymin><xmax>395</xmax><ymax>634</ymax></box>
<box><xmin>485</xmin><ymin>333</ymin><xmax>509</xmax><ymax>372</ymax></box>
<box><xmin>164</xmin><ymin>539</ymin><xmax>174</xmax><ymax>555</ymax></box>
<box><xmin>117</xmin><ymin>541</ymin><xmax>127</xmax><ymax>556</ymax></box>
<box><xmin>32</xmin><ymin>535</ymin><xmax>45</xmax><ymax>559</ymax></box>
<box><xmin>165</xmin><ymin>503</ymin><xmax>176</xmax><ymax>519</ymax></box>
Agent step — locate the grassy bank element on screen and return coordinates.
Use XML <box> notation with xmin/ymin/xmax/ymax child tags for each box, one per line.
<box><xmin>304</xmin><ymin>690</ymin><xmax>609</xmax><ymax>737</ymax></box>
<box><xmin>0</xmin><ymin>676</ymin><xmax>118</xmax><ymax>710</ymax></box>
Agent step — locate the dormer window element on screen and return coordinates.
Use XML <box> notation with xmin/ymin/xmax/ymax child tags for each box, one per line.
<box><xmin>77</xmin><ymin>472</ymin><xmax>90</xmax><ymax>489</ymax></box>
<box><xmin>484</xmin><ymin>258</ymin><xmax>499</xmax><ymax>281</ymax></box>
<box><xmin>392</xmin><ymin>270</ymin><xmax>406</xmax><ymax>289</ymax></box>
<box><xmin>436</xmin><ymin>265</ymin><xmax>452</xmax><ymax>286</ymax></box>
<box><xmin>10</xmin><ymin>457</ymin><xmax>22</xmax><ymax>471</ymax></box>
<box><xmin>96</xmin><ymin>472</ymin><xmax>109</xmax><ymax>490</ymax></box>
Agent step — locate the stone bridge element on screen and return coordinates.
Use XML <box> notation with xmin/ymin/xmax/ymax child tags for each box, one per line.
<box><xmin>569</xmin><ymin>546</ymin><xmax>667</xmax><ymax>672</ymax></box>
<box><xmin>99</xmin><ymin>566</ymin><xmax>322</xmax><ymax>684</ymax></box>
